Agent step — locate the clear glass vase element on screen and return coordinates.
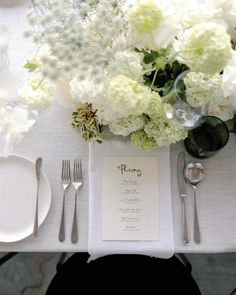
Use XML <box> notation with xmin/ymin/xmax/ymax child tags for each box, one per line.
<box><xmin>4</xmin><ymin>100</ymin><xmax>38</xmax><ymax>125</ymax></box>
<box><xmin>165</xmin><ymin>70</ymin><xmax>202</xmax><ymax>129</ymax></box>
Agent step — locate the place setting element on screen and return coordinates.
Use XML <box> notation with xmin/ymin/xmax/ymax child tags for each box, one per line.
<box><xmin>0</xmin><ymin>155</ymin><xmax>51</xmax><ymax>243</ymax></box>
<box><xmin>1</xmin><ymin>0</ymin><xmax>236</xmax><ymax>259</ymax></box>
<box><xmin>0</xmin><ymin>154</ymin><xmax>85</xmax><ymax>246</ymax></box>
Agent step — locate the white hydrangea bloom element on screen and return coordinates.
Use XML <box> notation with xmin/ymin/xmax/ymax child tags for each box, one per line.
<box><xmin>108</xmin><ymin>50</ymin><xmax>143</xmax><ymax>81</ymax></box>
<box><xmin>184</xmin><ymin>72</ymin><xmax>222</xmax><ymax>108</ymax></box>
<box><xmin>106</xmin><ymin>74</ymin><xmax>152</xmax><ymax>119</ymax></box>
<box><xmin>18</xmin><ymin>76</ymin><xmax>54</xmax><ymax>110</ymax></box>
<box><xmin>126</xmin><ymin>0</ymin><xmax>182</xmax><ymax>49</ymax></box>
<box><xmin>176</xmin><ymin>22</ymin><xmax>232</xmax><ymax>74</ymax></box>
<box><xmin>128</xmin><ymin>0</ymin><xmax>164</xmax><ymax>34</ymax></box>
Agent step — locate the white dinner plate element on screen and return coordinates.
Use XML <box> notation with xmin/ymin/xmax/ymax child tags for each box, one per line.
<box><xmin>0</xmin><ymin>155</ymin><xmax>51</xmax><ymax>242</ymax></box>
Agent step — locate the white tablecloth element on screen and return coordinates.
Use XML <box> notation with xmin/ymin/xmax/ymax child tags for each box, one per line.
<box><xmin>1</xmin><ymin>1</ymin><xmax>236</xmax><ymax>254</ymax></box>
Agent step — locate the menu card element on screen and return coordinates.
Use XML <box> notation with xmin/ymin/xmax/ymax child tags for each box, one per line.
<box><xmin>102</xmin><ymin>156</ymin><xmax>159</xmax><ymax>241</ymax></box>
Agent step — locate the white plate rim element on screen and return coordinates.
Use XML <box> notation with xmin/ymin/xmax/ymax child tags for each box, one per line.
<box><xmin>0</xmin><ymin>154</ymin><xmax>52</xmax><ymax>242</ymax></box>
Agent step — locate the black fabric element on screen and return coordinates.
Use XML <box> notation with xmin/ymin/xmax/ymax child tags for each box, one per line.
<box><xmin>46</xmin><ymin>253</ymin><xmax>201</xmax><ymax>295</ymax></box>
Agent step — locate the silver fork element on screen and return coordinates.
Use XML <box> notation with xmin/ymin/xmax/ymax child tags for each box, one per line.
<box><xmin>59</xmin><ymin>160</ymin><xmax>71</xmax><ymax>242</ymax></box>
<box><xmin>71</xmin><ymin>159</ymin><xmax>82</xmax><ymax>243</ymax></box>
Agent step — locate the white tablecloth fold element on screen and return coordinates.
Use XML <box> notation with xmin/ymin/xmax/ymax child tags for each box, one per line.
<box><xmin>88</xmin><ymin>140</ymin><xmax>174</xmax><ymax>259</ymax></box>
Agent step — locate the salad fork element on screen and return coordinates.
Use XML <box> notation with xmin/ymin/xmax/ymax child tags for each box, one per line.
<box><xmin>59</xmin><ymin>160</ymin><xmax>71</xmax><ymax>242</ymax></box>
<box><xmin>71</xmin><ymin>159</ymin><xmax>82</xmax><ymax>243</ymax></box>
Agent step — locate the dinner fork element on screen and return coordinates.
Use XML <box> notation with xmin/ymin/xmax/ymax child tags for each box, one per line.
<box><xmin>59</xmin><ymin>160</ymin><xmax>71</xmax><ymax>242</ymax></box>
<box><xmin>71</xmin><ymin>159</ymin><xmax>82</xmax><ymax>243</ymax></box>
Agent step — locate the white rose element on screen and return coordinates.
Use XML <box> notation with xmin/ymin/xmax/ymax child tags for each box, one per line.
<box><xmin>222</xmin><ymin>50</ymin><xmax>236</xmax><ymax>97</ymax></box>
<box><xmin>206</xmin><ymin>0</ymin><xmax>236</xmax><ymax>40</ymax></box>
<box><xmin>207</xmin><ymin>97</ymin><xmax>235</xmax><ymax>121</ymax></box>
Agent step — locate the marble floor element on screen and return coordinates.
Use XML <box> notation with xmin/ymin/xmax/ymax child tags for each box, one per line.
<box><xmin>0</xmin><ymin>252</ymin><xmax>236</xmax><ymax>295</ymax></box>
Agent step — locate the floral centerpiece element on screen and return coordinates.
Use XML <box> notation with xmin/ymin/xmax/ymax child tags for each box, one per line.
<box><xmin>18</xmin><ymin>0</ymin><xmax>236</xmax><ymax>151</ymax></box>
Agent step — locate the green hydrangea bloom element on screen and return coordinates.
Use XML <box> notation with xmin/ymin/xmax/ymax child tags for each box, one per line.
<box><xmin>109</xmin><ymin>115</ymin><xmax>147</xmax><ymax>137</ymax></box>
<box><xmin>144</xmin><ymin>120</ymin><xmax>188</xmax><ymax>147</ymax></box>
<box><xmin>146</xmin><ymin>91</ymin><xmax>163</xmax><ymax>120</ymax></box>
<box><xmin>128</xmin><ymin>0</ymin><xmax>163</xmax><ymax>34</ymax></box>
<box><xmin>131</xmin><ymin>130</ymin><xmax>157</xmax><ymax>151</ymax></box>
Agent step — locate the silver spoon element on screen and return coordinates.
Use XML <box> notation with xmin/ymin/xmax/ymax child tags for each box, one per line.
<box><xmin>185</xmin><ymin>162</ymin><xmax>204</xmax><ymax>244</ymax></box>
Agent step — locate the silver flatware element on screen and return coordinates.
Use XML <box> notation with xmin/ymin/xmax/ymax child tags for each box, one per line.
<box><xmin>185</xmin><ymin>161</ymin><xmax>204</xmax><ymax>244</ymax></box>
<box><xmin>71</xmin><ymin>159</ymin><xmax>82</xmax><ymax>244</ymax></box>
<box><xmin>33</xmin><ymin>157</ymin><xmax>43</xmax><ymax>238</ymax></box>
<box><xmin>59</xmin><ymin>160</ymin><xmax>71</xmax><ymax>242</ymax></box>
<box><xmin>177</xmin><ymin>151</ymin><xmax>190</xmax><ymax>243</ymax></box>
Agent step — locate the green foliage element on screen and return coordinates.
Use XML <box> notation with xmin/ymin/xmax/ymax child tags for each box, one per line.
<box><xmin>142</xmin><ymin>49</ymin><xmax>159</xmax><ymax>64</ymax></box>
<box><xmin>24</xmin><ymin>62</ymin><xmax>38</xmax><ymax>72</ymax></box>
<box><xmin>142</xmin><ymin>48</ymin><xmax>189</xmax><ymax>97</ymax></box>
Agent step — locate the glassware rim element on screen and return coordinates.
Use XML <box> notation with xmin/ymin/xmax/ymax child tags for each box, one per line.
<box><xmin>190</xmin><ymin>115</ymin><xmax>230</xmax><ymax>151</ymax></box>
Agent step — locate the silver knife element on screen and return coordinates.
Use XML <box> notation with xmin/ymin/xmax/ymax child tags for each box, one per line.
<box><xmin>33</xmin><ymin>157</ymin><xmax>43</xmax><ymax>237</ymax></box>
<box><xmin>177</xmin><ymin>151</ymin><xmax>190</xmax><ymax>243</ymax></box>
